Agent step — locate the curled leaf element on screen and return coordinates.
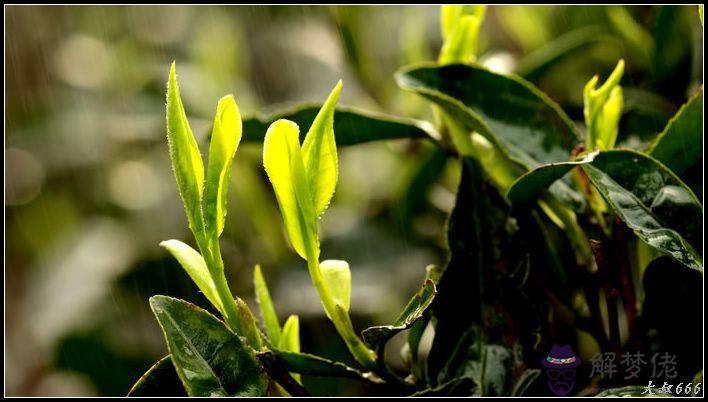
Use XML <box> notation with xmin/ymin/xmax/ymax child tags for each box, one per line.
<box><xmin>320</xmin><ymin>259</ymin><xmax>351</xmax><ymax>313</ymax></box>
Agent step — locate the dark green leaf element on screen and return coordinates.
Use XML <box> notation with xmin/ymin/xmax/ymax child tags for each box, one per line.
<box><xmin>127</xmin><ymin>356</ymin><xmax>186</xmax><ymax>397</ymax></box>
<box><xmin>259</xmin><ymin>350</ymin><xmax>378</xmax><ymax>383</ymax></box>
<box><xmin>648</xmin><ymin>89</ymin><xmax>703</xmax><ymax>176</ymax></box>
<box><xmin>427</xmin><ymin>158</ymin><xmax>502</xmax><ymax>383</ymax></box>
<box><xmin>581</xmin><ymin>150</ymin><xmax>702</xmax><ymax>271</ymax></box>
<box><xmin>506</xmin><ymin>150</ymin><xmax>599</xmax><ymax>203</ymax></box>
<box><xmin>243</xmin><ymin>105</ymin><xmax>435</xmax><ymax>146</ymax></box>
<box><xmin>396</xmin><ymin>63</ymin><xmax>581</xmax><ymax>169</ymax></box>
<box><xmin>149</xmin><ymin>296</ymin><xmax>268</xmax><ymax>397</ymax></box>
<box><xmin>361</xmin><ymin>279</ymin><xmax>436</xmax><ymax>352</ymax></box>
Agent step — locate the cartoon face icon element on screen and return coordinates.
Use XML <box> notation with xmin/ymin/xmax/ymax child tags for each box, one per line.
<box><xmin>541</xmin><ymin>344</ymin><xmax>581</xmax><ymax>396</ymax></box>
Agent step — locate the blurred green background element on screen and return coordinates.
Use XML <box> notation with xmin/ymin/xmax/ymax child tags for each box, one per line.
<box><xmin>5</xmin><ymin>5</ymin><xmax>702</xmax><ymax>396</ymax></box>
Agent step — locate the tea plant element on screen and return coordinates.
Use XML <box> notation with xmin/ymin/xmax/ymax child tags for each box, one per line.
<box><xmin>129</xmin><ymin>5</ymin><xmax>703</xmax><ymax>397</ymax></box>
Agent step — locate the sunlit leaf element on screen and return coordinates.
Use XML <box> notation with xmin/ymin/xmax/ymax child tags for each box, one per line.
<box><xmin>233</xmin><ymin>297</ymin><xmax>263</xmax><ymax>350</ymax></box>
<box><xmin>649</xmin><ymin>89</ymin><xmax>703</xmax><ymax>176</ymax></box>
<box><xmin>127</xmin><ymin>356</ymin><xmax>186</xmax><ymax>397</ymax></box>
<box><xmin>439</xmin><ymin>15</ymin><xmax>481</xmax><ymax>64</ymax></box>
<box><xmin>262</xmin><ymin>119</ymin><xmax>317</xmax><ymax>259</ymax></box>
<box><xmin>320</xmin><ymin>259</ymin><xmax>351</xmax><ymax>313</ymax></box>
<box><xmin>301</xmin><ymin>81</ymin><xmax>341</xmax><ymax>216</ymax></box>
<box><xmin>253</xmin><ymin>265</ymin><xmax>281</xmax><ymax>346</ymax></box>
<box><xmin>149</xmin><ymin>296</ymin><xmax>268</xmax><ymax>397</ymax></box>
<box><xmin>584</xmin><ymin>59</ymin><xmax>625</xmax><ymax>150</ymax></box>
<box><xmin>279</xmin><ymin>315</ymin><xmax>300</xmax><ymax>354</ymax></box>
<box><xmin>440</xmin><ymin>5</ymin><xmax>486</xmax><ymax>40</ymax></box>
<box><xmin>204</xmin><ymin>95</ymin><xmax>242</xmax><ymax>238</ymax></box>
<box><xmin>166</xmin><ymin>63</ymin><xmax>206</xmax><ymax>239</ymax></box>
<box><xmin>279</xmin><ymin>315</ymin><xmax>302</xmax><ymax>383</ymax></box>
<box><xmin>159</xmin><ymin>239</ymin><xmax>223</xmax><ymax>314</ymax></box>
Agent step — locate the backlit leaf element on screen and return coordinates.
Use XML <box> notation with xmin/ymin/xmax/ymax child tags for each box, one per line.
<box><xmin>301</xmin><ymin>81</ymin><xmax>341</xmax><ymax>216</ymax></box>
<box><xmin>320</xmin><ymin>259</ymin><xmax>351</xmax><ymax>313</ymax></box>
<box><xmin>253</xmin><ymin>265</ymin><xmax>281</xmax><ymax>346</ymax></box>
<box><xmin>166</xmin><ymin>63</ymin><xmax>206</xmax><ymax>239</ymax></box>
<box><xmin>159</xmin><ymin>239</ymin><xmax>223</xmax><ymax>314</ymax></box>
<box><xmin>204</xmin><ymin>95</ymin><xmax>242</xmax><ymax>238</ymax></box>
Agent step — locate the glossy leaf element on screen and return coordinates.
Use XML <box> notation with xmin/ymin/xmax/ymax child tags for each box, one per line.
<box><xmin>242</xmin><ymin>105</ymin><xmax>434</xmax><ymax>145</ymax></box>
<box><xmin>320</xmin><ymin>259</ymin><xmax>351</xmax><ymax>313</ymax></box>
<box><xmin>258</xmin><ymin>350</ymin><xmax>377</xmax><ymax>383</ymax></box>
<box><xmin>584</xmin><ymin>59</ymin><xmax>625</xmax><ymax>151</ymax></box>
<box><xmin>159</xmin><ymin>239</ymin><xmax>223</xmax><ymax>314</ymax></box>
<box><xmin>396</xmin><ymin>63</ymin><xmax>581</xmax><ymax>169</ymax></box>
<box><xmin>506</xmin><ymin>151</ymin><xmax>600</xmax><ymax>203</ymax></box>
<box><xmin>301</xmin><ymin>81</ymin><xmax>341</xmax><ymax>216</ymax></box>
<box><xmin>262</xmin><ymin>119</ymin><xmax>316</xmax><ymax>259</ymax></box>
<box><xmin>149</xmin><ymin>296</ymin><xmax>268</xmax><ymax>397</ymax></box>
<box><xmin>204</xmin><ymin>95</ymin><xmax>242</xmax><ymax>238</ymax></box>
<box><xmin>253</xmin><ymin>265</ymin><xmax>281</xmax><ymax>346</ymax></box>
<box><xmin>649</xmin><ymin>89</ymin><xmax>703</xmax><ymax>176</ymax></box>
<box><xmin>361</xmin><ymin>279</ymin><xmax>436</xmax><ymax>352</ymax></box>
<box><xmin>128</xmin><ymin>356</ymin><xmax>186</xmax><ymax>397</ymax></box>
<box><xmin>166</xmin><ymin>63</ymin><xmax>206</xmax><ymax>239</ymax></box>
<box><xmin>581</xmin><ymin>150</ymin><xmax>702</xmax><ymax>271</ymax></box>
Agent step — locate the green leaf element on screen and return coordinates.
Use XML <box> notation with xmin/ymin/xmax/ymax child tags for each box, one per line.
<box><xmin>440</xmin><ymin>5</ymin><xmax>486</xmax><ymax>40</ymax></box>
<box><xmin>301</xmin><ymin>81</ymin><xmax>341</xmax><ymax>216</ymax></box>
<box><xmin>361</xmin><ymin>279</ymin><xmax>436</xmax><ymax>352</ymax></box>
<box><xmin>253</xmin><ymin>265</ymin><xmax>281</xmax><ymax>346</ymax></box>
<box><xmin>278</xmin><ymin>315</ymin><xmax>301</xmax><ymax>383</ymax></box>
<box><xmin>396</xmin><ymin>63</ymin><xmax>581</xmax><ymax>169</ymax></box>
<box><xmin>506</xmin><ymin>150</ymin><xmax>600</xmax><ymax>203</ymax></box>
<box><xmin>439</xmin><ymin>15</ymin><xmax>482</xmax><ymax>64</ymax></box>
<box><xmin>262</xmin><ymin>119</ymin><xmax>317</xmax><ymax>259</ymax></box>
<box><xmin>204</xmin><ymin>95</ymin><xmax>242</xmax><ymax>238</ymax></box>
<box><xmin>595</xmin><ymin>386</ymin><xmax>668</xmax><ymax>397</ymax></box>
<box><xmin>278</xmin><ymin>315</ymin><xmax>300</xmax><ymax>353</ymax></box>
<box><xmin>233</xmin><ymin>297</ymin><xmax>264</xmax><ymax>351</ymax></box>
<box><xmin>166</xmin><ymin>62</ymin><xmax>206</xmax><ymax>239</ymax></box>
<box><xmin>584</xmin><ymin>59</ymin><xmax>625</xmax><ymax>151</ymax></box>
<box><xmin>149</xmin><ymin>296</ymin><xmax>268</xmax><ymax>397</ymax></box>
<box><xmin>242</xmin><ymin>105</ymin><xmax>434</xmax><ymax>145</ymax></box>
<box><xmin>128</xmin><ymin>356</ymin><xmax>187</xmax><ymax>397</ymax></box>
<box><xmin>580</xmin><ymin>150</ymin><xmax>702</xmax><ymax>272</ymax></box>
<box><xmin>159</xmin><ymin>239</ymin><xmax>223</xmax><ymax>314</ymax></box>
<box><xmin>648</xmin><ymin>89</ymin><xmax>703</xmax><ymax>176</ymax></box>
<box><xmin>258</xmin><ymin>350</ymin><xmax>377</xmax><ymax>383</ymax></box>
<box><xmin>320</xmin><ymin>259</ymin><xmax>351</xmax><ymax>313</ymax></box>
